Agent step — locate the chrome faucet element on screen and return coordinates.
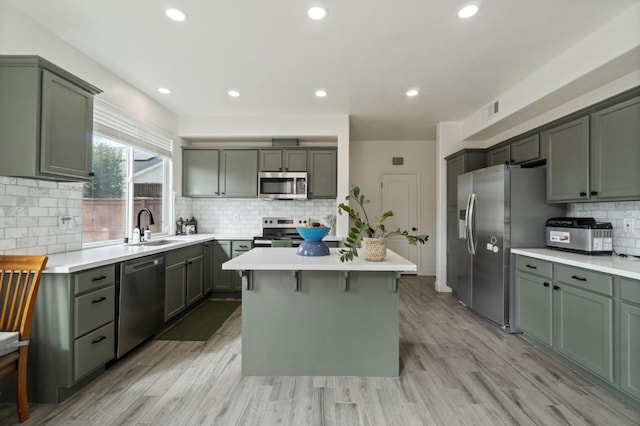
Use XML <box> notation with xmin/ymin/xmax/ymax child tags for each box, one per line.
<box><xmin>137</xmin><ymin>208</ymin><xmax>155</xmax><ymax>239</ymax></box>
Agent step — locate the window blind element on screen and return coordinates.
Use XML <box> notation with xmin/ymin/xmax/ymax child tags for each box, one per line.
<box><xmin>93</xmin><ymin>98</ymin><xmax>174</xmax><ymax>158</ymax></box>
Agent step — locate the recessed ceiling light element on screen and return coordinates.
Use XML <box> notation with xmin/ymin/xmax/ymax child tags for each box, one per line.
<box><xmin>158</xmin><ymin>87</ymin><xmax>171</xmax><ymax>94</ymax></box>
<box><xmin>315</xmin><ymin>89</ymin><xmax>327</xmax><ymax>98</ymax></box>
<box><xmin>457</xmin><ymin>3</ymin><xmax>479</xmax><ymax>19</ymax></box>
<box><xmin>228</xmin><ymin>90</ymin><xmax>240</xmax><ymax>97</ymax></box>
<box><xmin>166</xmin><ymin>8</ymin><xmax>187</xmax><ymax>22</ymax></box>
<box><xmin>307</xmin><ymin>6</ymin><xmax>327</xmax><ymax>20</ymax></box>
<box><xmin>406</xmin><ymin>89</ymin><xmax>419</xmax><ymax>97</ymax></box>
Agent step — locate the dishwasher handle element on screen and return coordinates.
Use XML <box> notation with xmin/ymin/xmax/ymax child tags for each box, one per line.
<box><xmin>123</xmin><ymin>257</ymin><xmax>164</xmax><ymax>275</ymax></box>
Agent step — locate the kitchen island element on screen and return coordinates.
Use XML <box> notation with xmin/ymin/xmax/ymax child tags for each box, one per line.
<box><xmin>222</xmin><ymin>247</ymin><xmax>416</xmax><ymax>376</ymax></box>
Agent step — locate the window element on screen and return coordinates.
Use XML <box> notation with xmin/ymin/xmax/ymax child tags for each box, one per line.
<box><xmin>83</xmin><ymin>100</ymin><xmax>173</xmax><ymax>246</ymax></box>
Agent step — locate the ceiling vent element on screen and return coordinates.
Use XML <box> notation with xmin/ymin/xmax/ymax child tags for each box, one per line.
<box><xmin>482</xmin><ymin>100</ymin><xmax>500</xmax><ymax>122</ymax></box>
<box><xmin>272</xmin><ymin>138</ymin><xmax>299</xmax><ymax>147</ymax></box>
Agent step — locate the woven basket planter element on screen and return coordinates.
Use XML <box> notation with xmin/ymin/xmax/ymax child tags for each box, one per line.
<box><xmin>361</xmin><ymin>237</ymin><xmax>387</xmax><ymax>261</ymax></box>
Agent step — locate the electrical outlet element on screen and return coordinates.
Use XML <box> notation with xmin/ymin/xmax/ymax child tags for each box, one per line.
<box><xmin>623</xmin><ymin>217</ymin><xmax>635</xmax><ymax>233</ymax></box>
<box><xmin>59</xmin><ymin>216</ymin><xmax>72</xmax><ymax>230</ymax></box>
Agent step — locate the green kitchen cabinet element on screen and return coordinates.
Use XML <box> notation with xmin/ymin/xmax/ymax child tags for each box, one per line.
<box><xmin>511</xmin><ymin>134</ymin><xmax>541</xmax><ymax>164</ymax></box>
<box><xmin>544</xmin><ymin>116</ymin><xmax>591</xmax><ymax>202</ymax></box>
<box><xmin>514</xmin><ymin>256</ymin><xmax>553</xmax><ymax>345</ymax></box>
<box><xmin>590</xmin><ymin>96</ymin><xmax>640</xmax><ymax>200</ymax></box>
<box><xmin>165</xmin><ymin>244</ymin><xmax>204</xmax><ymax>321</ymax></box>
<box><xmin>307</xmin><ymin>149</ymin><xmax>337</xmax><ymax>199</ymax></box>
<box><xmin>220</xmin><ymin>149</ymin><xmax>258</xmax><ymax>197</ymax></box>
<box><xmin>213</xmin><ymin>240</ymin><xmax>235</xmax><ymax>292</ymax></box>
<box><xmin>203</xmin><ymin>240</ymin><xmax>215</xmax><ymax>295</ymax></box>
<box><xmin>182</xmin><ymin>149</ymin><xmax>220</xmax><ymax>197</ymax></box>
<box><xmin>0</xmin><ymin>56</ymin><xmax>101</xmax><ymax>181</ymax></box>
<box><xmin>486</xmin><ymin>144</ymin><xmax>511</xmax><ymax>167</ymax></box>
<box><xmin>259</xmin><ymin>149</ymin><xmax>307</xmax><ymax>172</ymax></box>
<box><xmin>620</xmin><ymin>277</ymin><xmax>640</xmax><ymax>401</ymax></box>
<box><xmin>231</xmin><ymin>240</ymin><xmax>252</xmax><ymax>291</ymax></box>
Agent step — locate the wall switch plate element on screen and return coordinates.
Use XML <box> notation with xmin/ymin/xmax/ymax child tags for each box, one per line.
<box><xmin>623</xmin><ymin>217</ymin><xmax>634</xmax><ymax>233</ymax></box>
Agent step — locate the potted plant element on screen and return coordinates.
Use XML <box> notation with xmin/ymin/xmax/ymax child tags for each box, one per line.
<box><xmin>337</xmin><ymin>185</ymin><xmax>429</xmax><ymax>262</ymax></box>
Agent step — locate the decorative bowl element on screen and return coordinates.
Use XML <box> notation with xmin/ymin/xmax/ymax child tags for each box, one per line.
<box><xmin>296</xmin><ymin>226</ymin><xmax>330</xmax><ymax>242</ymax></box>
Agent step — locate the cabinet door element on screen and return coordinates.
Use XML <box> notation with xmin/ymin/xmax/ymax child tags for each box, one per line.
<box><xmin>186</xmin><ymin>255</ymin><xmax>204</xmax><ymax>307</ymax></box>
<box><xmin>284</xmin><ymin>150</ymin><xmax>307</xmax><ymax>171</ymax></box>
<box><xmin>41</xmin><ymin>69</ymin><xmax>94</xmax><ymax>180</ymax></box>
<box><xmin>446</xmin><ymin>155</ymin><xmax>464</xmax><ymax>207</ymax></box>
<box><xmin>259</xmin><ymin>150</ymin><xmax>283</xmax><ymax>171</ymax></box>
<box><xmin>553</xmin><ymin>283</ymin><xmax>613</xmax><ymax>382</ymax></box>
<box><xmin>308</xmin><ymin>150</ymin><xmax>337</xmax><ymax>198</ymax></box>
<box><xmin>213</xmin><ymin>241</ymin><xmax>234</xmax><ymax>291</ymax></box>
<box><xmin>590</xmin><ymin>96</ymin><xmax>640</xmax><ymax>200</ymax></box>
<box><xmin>511</xmin><ymin>135</ymin><xmax>540</xmax><ymax>164</ymax></box>
<box><xmin>165</xmin><ymin>262</ymin><xmax>186</xmax><ymax>321</ymax></box>
<box><xmin>487</xmin><ymin>145</ymin><xmax>511</xmax><ymax>166</ymax></box>
<box><xmin>544</xmin><ymin>116</ymin><xmax>590</xmax><ymax>202</ymax></box>
<box><xmin>203</xmin><ymin>241</ymin><xmax>214</xmax><ymax>294</ymax></box>
<box><xmin>183</xmin><ymin>149</ymin><xmax>220</xmax><ymax>197</ymax></box>
<box><xmin>620</xmin><ymin>301</ymin><xmax>640</xmax><ymax>400</ymax></box>
<box><xmin>220</xmin><ymin>150</ymin><xmax>258</xmax><ymax>197</ymax></box>
<box><xmin>515</xmin><ymin>271</ymin><xmax>552</xmax><ymax>345</ymax></box>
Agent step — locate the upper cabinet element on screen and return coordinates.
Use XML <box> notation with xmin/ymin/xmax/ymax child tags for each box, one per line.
<box><xmin>445</xmin><ymin>149</ymin><xmax>486</xmax><ymax>207</ymax></box>
<box><xmin>307</xmin><ymin>149</ymin><xmax>337</xmax><ymax>199</ymax></box>
<box><xmin>0</xmin><ymin>56</ymin><xmax>101</xmax><ymax>181</ymax></box>
<box><xmin>544</xmin><ymin>116</ymin><xmax>590</xmax><ymax>202</ymax></box>
<box><xmin>486</xmin><ymin>144</ymin><xmax>511</xmax><ymax>167</ymax></box>
<box><xmin>487</xmin><ymin>135</ymin><xmax>542</xmax><ymax>167</ymax></box>
<box><xmin>545</xmin><ymin>94</ymin><xmax>640</xmax><ymax>203</ymax></box>
<box><xmin>590</xmin><ymin>96</ymin><xmax>640</xmax><ymax>200</ymax></box>
<box><xmin>259</xmin><ymin>149</ymin><xmax>307</xmax><ymax>172</ymax></box>
<box><xmin>182</xmin><ymin>148</ymin><xmax>258</xmax><ymax>198</ymax></box>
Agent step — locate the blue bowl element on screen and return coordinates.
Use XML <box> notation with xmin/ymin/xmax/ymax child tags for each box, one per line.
<box><xmin>296</xmin><ymin>226</ymin><xmax>330</xmax><ymax>241</ymax></box>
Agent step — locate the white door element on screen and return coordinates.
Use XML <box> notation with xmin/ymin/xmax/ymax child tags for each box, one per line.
<box><xmin>381</xmin><ymin>173</ymin><xmax>419</xmax><ymax>270</ymax></box>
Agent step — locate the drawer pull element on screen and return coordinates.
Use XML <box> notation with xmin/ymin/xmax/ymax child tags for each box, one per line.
<box><xmin>526</xmin><ymin>264</ymin><xmax>537</xmax><ymax>269</ymax></box>
<box><xmin>91</xmin><ymin>296</ymin><xmax>107</xmax><ymax>304</ymax></box>
<box><xmin>543</xmin><ymin>282</ymin><xmax>550</xmax><ymax>287</ymax></box>
<box><xmin>91</xmin><ymin>335</ymin><xmax>107</xmax><ymax>344</ymax></box>
<box><xmin>553</xmin><ymin>285</ymin><xmax>560</xmax><ymax>291</ymax></box>
<box><xmin>571</xmin><ymin>275</ymin><xmax>587</xmax><ymax>282</ymax></box>
<box><xmin>91</xmin><ymin>275</ymin><xmax>107</xmax><ymax>282</ymax></box>
<box><xmin>579</xmin><ymin>192</ymin><xmax>587</xmax><ymax>197</ymax></box>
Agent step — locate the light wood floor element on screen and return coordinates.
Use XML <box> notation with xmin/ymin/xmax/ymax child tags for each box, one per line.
<box><xmin>1</xmin><ymin>276</ymin><xmax>639</xmax><ymax>425</ymax></box>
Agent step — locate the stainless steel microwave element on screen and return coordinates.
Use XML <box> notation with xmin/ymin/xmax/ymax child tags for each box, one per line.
<box><xmin>258</xmin><ymin>172</ymin><xmax>308</xmax><ymax>199</ymax></box>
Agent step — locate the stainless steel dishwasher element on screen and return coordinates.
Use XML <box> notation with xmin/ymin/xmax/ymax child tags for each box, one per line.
<box><xmin>117</xmin><ymin>254</ymin><xmax>165</xmax><ymax>358</ymax></box>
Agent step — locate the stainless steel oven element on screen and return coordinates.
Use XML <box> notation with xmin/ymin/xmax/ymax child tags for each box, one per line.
<box><xmin>253</xmin><ymin>217</ymin><xmax>308</xmax><ymax>247</ymax></box>
<box><xmin>258</xmin><ymin>172</ymin><xmax>307</xmax><ymax>200</ymax></box>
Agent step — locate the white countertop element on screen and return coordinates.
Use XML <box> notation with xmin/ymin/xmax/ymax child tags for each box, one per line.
<box><xmin>512</xmin><ymin>248</ymin><xmax>640</xmax><ymax>281</ymax></box>
<box><xmin>222</xmin><ymin>247</ymin><xmax>416</xmax><ymax>272</ymax></box>
<box><xmin>43</xmin><ymin>233</ymin><xmax>250</xmax><ymax>273</ymax></box>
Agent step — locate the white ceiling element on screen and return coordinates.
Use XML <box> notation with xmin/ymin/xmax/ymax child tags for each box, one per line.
<box><xmin>6</xmin><ymin>0</ymin><xmax>640</xmax><ymax>140</ymax></box>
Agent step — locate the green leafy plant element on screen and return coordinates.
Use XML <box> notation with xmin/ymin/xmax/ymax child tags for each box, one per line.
<box><xmin>337</xmin><ymin>185</ymin><xmax>429</xmax><ymax>262</ymax></box>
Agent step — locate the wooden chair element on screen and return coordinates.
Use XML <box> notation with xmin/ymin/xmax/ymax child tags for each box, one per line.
<box><xmin>0</xmin><ymin>255</ymin><xmax>48</xmax><ymax>423</ymax></box>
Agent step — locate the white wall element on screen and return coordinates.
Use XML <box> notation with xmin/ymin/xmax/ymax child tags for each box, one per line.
<box><xmin>349</xmin><ymin>140</ymin><xmax>437</xmax><ymax>275</ymax></box>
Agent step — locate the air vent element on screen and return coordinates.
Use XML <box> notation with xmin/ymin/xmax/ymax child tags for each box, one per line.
<box><xmin>482</xmin><ymin>100</ymin><xmax>500</xmax><ymax>122</ymax></box>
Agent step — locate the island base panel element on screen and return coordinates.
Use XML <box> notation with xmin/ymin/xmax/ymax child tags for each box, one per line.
<box><xmin>242</xmin><ymin>270</ymin><xmax>399</xmax><ymax>376</ymax></box>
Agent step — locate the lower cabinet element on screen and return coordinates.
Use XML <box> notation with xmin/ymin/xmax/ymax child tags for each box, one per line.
<box><xmin>231</xmin><ymin>240</ymin><xmax>252</xmax><ymax>291</ymax></box>
<box><xmin>620</xmin><ymin>277</ymin><xmax>640</xmax><ymax>400</ymax></box>
<box><xmin>203</xmin><ymin>240</ymin><xmax>215</xmax><ymax>294</ymax></box>
<box><xmin>213</xmin><ymin>240</ymin><xmax>234</xmax><ymax>291</ymax></box>
<box><xmin>514</xmin><ymin>255</ymin><xmax>636</xmax><ymax>405</ymax></box>
<box><xmin>19</xmin><ymin>264</ymin><xmax>116</xmax><ymax>403</ymax></box>
<box><xmin>165</xmin><ymin>244</ymin><xmax>204</xmax><ymax>322</ymax></box>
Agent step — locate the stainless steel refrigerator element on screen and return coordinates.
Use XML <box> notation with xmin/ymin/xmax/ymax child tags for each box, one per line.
<box><xmin>456</xmin><ymin>164</ymin><xmax>564</xmax><ymax>331</ymax></box>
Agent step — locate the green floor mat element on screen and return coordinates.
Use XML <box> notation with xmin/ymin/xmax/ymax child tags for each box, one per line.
<box><xmin>157</xmin><ymin>299</ymin><xmax>241</xmax><ymax>341</ymax></box>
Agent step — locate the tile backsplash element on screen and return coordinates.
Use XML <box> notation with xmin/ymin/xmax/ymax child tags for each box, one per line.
<box><xmin>175</xmin><ymin>197</ymin><xmax>338</xmax><ymax>236</ymax></box>
<box><xmin>0</xmin><ymin>176</ymin><xmax>83</xmax><ymax>255</ymax></box>
<box><xmin>568</xmin><ymin>201</ymin><xmax>640</xmax><ymax>256</ymax></box>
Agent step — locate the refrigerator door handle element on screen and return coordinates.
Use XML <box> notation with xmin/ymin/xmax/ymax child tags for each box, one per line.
<box><xmin>464</xmin><ymin>193</ymin><xmax>472</xmax><ymax>253</ymax></box>
<box><xmin>468</xmin><ymin>193</ymin><xmax>477</xmax><ymax>254</ymax></box>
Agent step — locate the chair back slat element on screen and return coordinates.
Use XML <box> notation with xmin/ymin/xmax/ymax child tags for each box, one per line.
<box><xmin>0</xmin><ymin>256</ymin><xmax>48</xmax><ymax>339</ymax></box>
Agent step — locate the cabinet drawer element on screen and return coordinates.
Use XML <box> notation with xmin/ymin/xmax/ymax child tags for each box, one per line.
<box><xmin>74</xmin><ymin>265</ymin><xmax>115</xmax><ymax>294</ymax></box>
<box><xmin>555</xmin><ymin>264</ymin><xmax>612</xmax><ymax>296</ymax></box>
<box><xmin>515</xmin><ymin>256</ymin><xmax>552</xmax><ymax>278</ymax></box>
<box><xmin>73</xmin><ymin>322</ymin><xmax>114</xmax><ymax>380</ymax></box>
<box><xmin>620</xmin><ymin>277</ymin><xmax>640</xmax><ymax>305</ymax></box>
<box><xmin>232</xmin><ymin>240</ymin><xmax>252</xmax><ymax>257</ymax></box>
<box><xmin>74</xmin><ymin>285</ymin><xmax>115</xmax><ymax>337</ymax></box>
